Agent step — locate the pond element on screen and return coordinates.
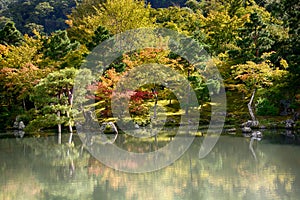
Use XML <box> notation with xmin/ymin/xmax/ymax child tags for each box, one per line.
<box><xmin>1</xmin><ymin>130</ymin><xmax>300</xmax><ymax>200</ymax></box>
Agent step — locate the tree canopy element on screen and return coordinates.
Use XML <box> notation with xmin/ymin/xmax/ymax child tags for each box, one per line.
<box><xmin>0</xmin><ymin>0</ymin><xmax>299</xmax><ymax>133</ymax></box>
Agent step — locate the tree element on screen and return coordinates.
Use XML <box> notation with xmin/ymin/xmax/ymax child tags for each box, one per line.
<box><xmin>267</xmin><ymin>0</ymin><xmax>300</xmax><ymax>93</ymax></box>
<box><xmin>67</xmin><ymin>0</ymin><xmax>154</xmax><ymax>45</ymax></box>
<box><xmin>199</xmin><ymin>9</ymin><xmax>247</xmax><ymax>55</ymax></box>
<box><xmin>28</xmin><ymin>68</ymin><xmax>78</xmax><ymax>143</ymax></box>
<box><xmin>0</xmin><ymin>63</ymin><xmax>49</xmax><ymax>127</ymax></box>
<box><xmin>0</xmin><ymin>64</ymin><xmax>49</xmax><ymax>110</ymax></box>
<box><xmin>1</xmin><ymin>0</ymin><xmax>77</xmax><ymax>34</ymax></box>
<box><xmin>152</xmin><ymin>6</ymin><xmax>200</xmax><ymax>35</ymax></box>
<box><xmin>0</xmin><ymin>33</ymin><xmax>44</xmax><ymax>69</ymax></box>
<box><xmin>232</xmin><ymin>53</ymin><xmax>288</xmax><ymax>124</ymax></box>
<box><xmin>95</xmin><ymin>0</ymin><xmax>155</xmax><ymax>34</ymax></box>
<box><xmin>43</xmin><ymin>30</ymin><xmax>80</xmax><ymax>60</ymax></box>
<box><xmin>87</xmin><ymin>25</ymin><xmax>112</xmax><ymax>50</ymax></box>
<box><xmin>0</xmin><ymin>21</ymin><xmax>23</xmax><ymax>46</ymax></box>
<box><xmin>238</xmin><ymin>12</ymin><xmax>274</xmax><ymax>61</ymax></box>
<box><xmin>146</xmin><ymin>0</ymin><xmax>187</xmax><ymax>8</ymax></box>
<box><xmin>0</xmin><ymin>32</ymin><xmax>47</xmax><ymax>127</ymax></box>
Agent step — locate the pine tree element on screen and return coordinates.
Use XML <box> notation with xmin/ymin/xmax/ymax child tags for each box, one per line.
<box><xmin>0</xmin><ymin>21</ymin><xmax>23</xmax><ymax>46</ymax></box>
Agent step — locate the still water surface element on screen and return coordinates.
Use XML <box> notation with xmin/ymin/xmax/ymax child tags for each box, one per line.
<box><xmin>1</xmin><ymin>131</ymin><xmax>300</xmax><ymax>200</ymax></box>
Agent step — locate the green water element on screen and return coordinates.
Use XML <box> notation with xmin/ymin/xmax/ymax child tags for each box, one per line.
<box><xmin>1</xmin><ymin>131</ymin><xmax>300</xmax><ymax>200</ymax></box>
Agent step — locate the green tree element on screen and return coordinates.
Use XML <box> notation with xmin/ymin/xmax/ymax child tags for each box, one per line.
<box><xmin>268</xmin><ymin>0</ymin><xmax>300</xmax><ymax>93</ymax></box>
<box><xmin>87</xmin><ymin>25</ymin><xmax>112</xmax><ymax>50</ymax></box>
<box><xmin>0</xmin><ymin>21</ymin><xmax>23</xmax><ymax>46</ymax></box>
<box><xmin>0</xmin><ymin>33</ymin><xmax>44</xmax><ymax>69</ymax></box>
<box><xmin>1</xmin><ymin>0</ymin><xmax>77</xmax><ymax>34</ymax></box>
<box><xmin>199</xmin><ymin>10</ymin><xmax>247</xmax><ymax>55</ymax></box>
<box><xmin>28</xmin><ymin>68</ymin><xmax>78</xmax><ymax>143</ymax></box>
<box><xmin>96</xmin><ymin>0</ymin><xmax>155</xmax><ymax>34</ymax></box>
<box><xmin>43</xmin><ymin>30</ymin><xmax>80</xmax><ymax>60</ymax></box>
<box><xmin>237</xmin><ymin>12</ymin><xmax>274</xmax><ymax>62</ymax></box>
<box><xmin>67</xmin><ymin>0</ymin><xmax>154</xmax><ymax>46</ymax></box>
<box><xmin>152</xmin><ymin>6</ymin><xmax>200</xmax><ymax>35</ymax></box>
<box><xmin>232</xmin><ymin>53</ymin><xmax>288</xmax><ymax>123</ymax></box>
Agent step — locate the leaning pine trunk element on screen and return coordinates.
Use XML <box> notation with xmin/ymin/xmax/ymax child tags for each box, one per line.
<box><xmin>185</xmin><ymin>70</ymin><xmax>191</xmax><ymax>116</ymax></box>
<box><xmin>248</xmin><ymin>89</ymin><xmax>256</xmax><ymax>122</ymax></box>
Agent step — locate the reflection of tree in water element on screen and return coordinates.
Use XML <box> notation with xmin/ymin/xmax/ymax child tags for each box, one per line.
<box><xmin>0</xmin><ymin>138</ymin><xmax>43</xmax><ymax>200</ymax></box>
<box><xmin>29</xmin><ymin>138</ymin><xmax>95</xmax><ymax>199</ymax></box>
<box><xmin>1</xmin><ymin>135</ymin><xmax>300</xmax><ymax>199</ymax></box>
<box><xmin>4</xmin><ymin>136</ymin><xmax>96</xmax><ymax>200</ymax></box>
<box><xmin>87</xmin><ymin>136</ymin><xmax>299</xmax><ymax>200</ymax></box>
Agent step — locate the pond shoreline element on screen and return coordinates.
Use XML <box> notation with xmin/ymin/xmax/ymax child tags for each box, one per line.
<box><xmin>1</xmin><ymin>123</ymin><xmax>300</xmax><ymax>139</ymax></box>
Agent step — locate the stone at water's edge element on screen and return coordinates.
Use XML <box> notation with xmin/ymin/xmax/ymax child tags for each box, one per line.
<box><xmin>285</xmin><ymin>119</ymin><xmax>295</xmax><ymax>129</ymax></box>
<box><xmin>13</xmin><ymin>121</ymin><xmax>19</xmax><ymax>129</ymax></box>
<box><xmin>18</xmin><ymin>121</ymin><xmax>25</xmax><ymax>130</ymax></box>
<box><xmin>13</xmin><ymin>120</ymin><xmax>25</xmax><ymax>130</ymax></box>
<box><xmin>226</xmin><ymin>128</ymin><xmax>237</xmax><ymax>133</ymax></box>
<box><xmin>293</xmin><ymin>112</ymin><xmax>299</xmax><ymax>121</ymax></box>
<box><xmin>252</xmin><ymin>131</ymin><xmax>262</xmax><ymax>138</ymax></box>
<box><xmin>241</xmin><ymin>120</ymin><xmax>259</xmax><ymax>128</ymax></box>
<box><xmin>242</xmin><ymin>127</ymin><xmax>252</xmax><ymax>133</ymax></box>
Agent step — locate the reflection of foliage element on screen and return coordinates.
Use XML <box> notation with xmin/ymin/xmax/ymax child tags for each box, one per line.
<box><xmin>86</xmin><ymin>136</ymin><xmax>298</xmax><ymax>200</ymax></box>
<box><xmin>0</xmin><ymin>135</ymin><xmax>299</xmax><ymax>199</ymax></box>
<box><xmin>20</xmin><ymin>136</ymin><xmax>95</xmax><ymax>200</ymax></box>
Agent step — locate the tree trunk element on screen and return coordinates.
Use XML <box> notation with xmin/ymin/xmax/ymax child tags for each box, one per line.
<box><xmin>57</xmin><ymin>110</ymin><xmax>62</xmax><ymax>144</ymax></box>
<box><xmin>23</xmin><ymin>99</ymin><xmax>26</xmax><ymax>111</ymax></box>
<box><xmin>248</xmin><ymin>89</ymin><xmax>256</xmax><ymax>122</ymax></box>
<box><xmin>57</xmin><ymin>94</ymin><xmax>62</xmax><ymax>144</ymax></box>
<box><xmin>153</xmin><ymin>87</ymin><xmax>158</xmax><ymax>119</ymax></box>
<box><xmin>185</xmin><ymin>70</ymin><xmax>191</xmax><ymax>116</ymax></box>
<box><xmin>67</xmin><ymin>89</ymin><xmax>73</xmax><ymax>144</ymax></box>
<box><xmin>67</xmin><ymin>111</ymin><xmax>73</xmax><ymax>144</ymax></box>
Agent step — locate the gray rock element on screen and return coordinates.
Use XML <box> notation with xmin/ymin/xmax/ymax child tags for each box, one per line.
<box><xmin>285</xmin><ymin>119</ymin><xmax>295</xmax><ymax>129</ymax></box>
<box><xmin>293</xmin><ymin>112</ymin><xmax>299</xmax><ymax>121</ymax></box>
<box><xmin>241</xmin><ymin>120</ymin><xmax>259</xmax><ymax>127</ymax></box>
<box><xmin>13</xmin><ymin>121</ymin><xmax>19</xmax><ymax>129</ymax></box>
<box><xmin>226</xmin><ymin>128</ymin><xmax>237</xmax><ymax>133</ymax></box>
<box><xmin>252</xmin><ymin>131</ymin><xmax>262</xmax><ymax>138</ymax></box>
<box><xmin>18</xmin><ymin>121</ymin><xmax>25</xmax><ymax>130</ymax></box>
<box><xmin>242</xmin><ymin>127</ymin><xmax>252</xmax><ymax>133</ymax></box>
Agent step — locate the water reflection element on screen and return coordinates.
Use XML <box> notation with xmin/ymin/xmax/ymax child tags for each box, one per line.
<box><xmin>0</xmin><ymin>132</ymin><xmax>300</xmax><ymax>200</ymax></box>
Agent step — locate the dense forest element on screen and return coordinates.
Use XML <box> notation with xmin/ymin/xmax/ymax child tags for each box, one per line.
<box><xmin>0</xmin><ymin>0</ymin><xmax>299</xmax><ymax>133</ymax></box>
